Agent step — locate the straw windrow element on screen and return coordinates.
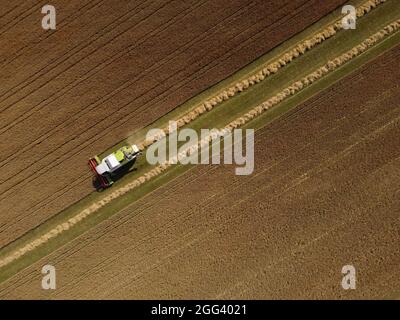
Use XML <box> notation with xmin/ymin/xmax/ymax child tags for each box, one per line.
<box><xmin>1</xmin><ymin>14</ymin><xmax>398</xmax><ymax>269</ymax></box>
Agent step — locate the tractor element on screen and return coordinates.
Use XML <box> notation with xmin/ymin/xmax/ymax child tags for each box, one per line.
<box><xmin>88</xmin><ymin>144</ymin><xmax>141</xmax><ymax>190</ymax></box>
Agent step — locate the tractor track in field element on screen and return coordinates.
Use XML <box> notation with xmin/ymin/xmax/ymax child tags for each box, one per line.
<box><xmin>58</xmin><ymin>161</ymin><xmax>290</xmax><ymax>297</ymax></box>
<box><xmin>0</xmin><ymin>4</ymin><xmax>23</xmax><ymax>21</ymax></box>
<box><xmin>0</xmin><ymin>165</ymin><xmax>225</xmax><ymax>293</ymax></box>
<box><xmin>0</xmin><ymin>2</ymin><xmax>42</xmax><ymax>37</ymax></box>
<box><xmin>0</xmin><ymin>0</ymin><xmax>305</xmax><ymax>201</ymax></box>
<box><xmin>0</xmin><ymin>0</ymin><xmax>292</xmax><ymax>160</ymax></box>
<box><xmin>0</xmin><ymin>0</ymin><xmax>348</xmax><ymax>246</ymax></box>
<box><xmin>1</xmin><ymin>42</ymin><xmax>399</xmax><ymax>297</ymax></box>
<box><xmin>0</xmin><ymin>0</ymin><xmax>107</xmax><ymax>68</ymax></box>
<box><xmin>0</xmin><ymin>15</ymin><xmax>398</xmax><ymax>270</ymax></box>
<box><xmin>0</xmin><ymin>0</ymin><xmax>386</xmax><ymax>248</ymax></box>
<box><xmin>0</xmin><ymin>0</ymin><xmax>253</xmax><ymax>167</ymax></box>
<box><xmin>0</xmin><ymin>0</ymin><xmax>255</xmax><ymax>199</ymax></box>
<box><xmin>139</xmin><ymin>0</ymin><xmax>389</xmax><ymax>149</ymax></box>
<box><xmin>0</xmin><ymin>0</ymin><xmax>242</xmax><ymax>172</ymax></box>
<box><xmin>37</xmin><ymin>45</ymin><xmax>398</xmax><ymax>298</ymax></box>
<box><xmin>0</xmin><ymin>0</ymin><xmax>262</xmax><ymax>210</ymax></box>
<box><xmin>0</xmin><ymin>0</ymin><xmax>176</xmax><ymax>115</ymax></box>
<box><xmin>0</xmin><ymin>0</ymin><xmax>167</xmax><ymax>129</ymax></box>
<box><xmin>23</xmin><ymin>71</ymin><xmax>399</xmax><ymax>229</ymax></box>
<box><xmin>0</xmin><ymin>0</ymin><xmax>350</xmax><ymax>187</ymax></box>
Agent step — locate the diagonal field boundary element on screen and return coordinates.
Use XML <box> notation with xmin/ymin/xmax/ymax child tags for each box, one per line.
<box><xmin>137</xmin><ymin>0</ymin><xmax>388</xmax><ymax>150</ymax></box>
<box><xmin>0</xmin><ymin>14</ymin><xmax>399</xmax><ymax>269</ymax></box>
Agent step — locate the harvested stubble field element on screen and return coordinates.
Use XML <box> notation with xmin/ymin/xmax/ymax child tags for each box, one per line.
<box><xmin>0</xmin><ymin>0</ymin><xmax>348</xmax><ymax>248</ymax></box>
<box><xmin>1</xmin><ymin>43</ymin><xmax>399</xmax><ymax>299</ymax></box>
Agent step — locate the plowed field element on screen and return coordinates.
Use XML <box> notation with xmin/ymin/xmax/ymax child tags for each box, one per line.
<box><xmin>1</xmin><ymin>42</ymin><xmax>398</xmax><ymax>299</ymax></box>
<box><xmin>0</xmin><ymin>0</ymin><xmax>347</xmax><ymax>248</ymax></box>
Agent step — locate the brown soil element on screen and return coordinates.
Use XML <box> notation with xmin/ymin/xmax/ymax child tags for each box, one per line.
<box><xmin>0</xmin><ymin>0</ymin><xmax>347</xmax><ymax>247</ymax></box>
<box><xmin>1</xmin><ymin>43</ymin><xmax>399</xmax><ymax>299</ymax></box>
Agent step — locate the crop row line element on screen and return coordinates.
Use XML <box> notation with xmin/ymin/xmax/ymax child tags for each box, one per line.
<box><xmin>0</xmin><ymin>0</ymin><xmax>162</xmax><ymax>116</ymax></box>
<box><xmin>0</xmin><ymin>13</ymin><xmax>398</xmax><ymax>270</ymax></box>
<box><xmin>141</xmin><ymin>0</ymin><xmax>387</xmax><ymax>149</ymax></box>
<box><xmin>0</xmin><ymin>0</ymin><xmax>275</xmax><ymax>244</ymax></box>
